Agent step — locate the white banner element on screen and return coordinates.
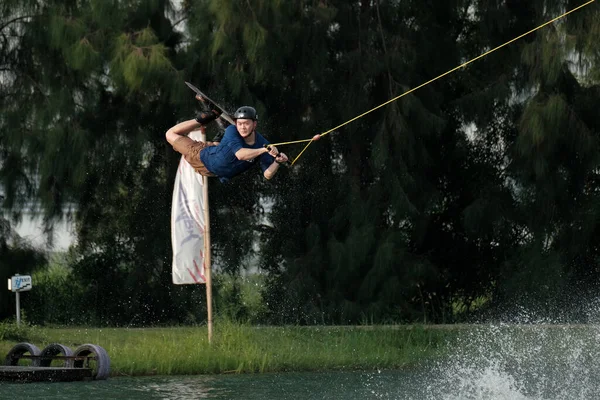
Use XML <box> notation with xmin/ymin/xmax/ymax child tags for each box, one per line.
<box><xmin>171</xmin><ymin>130</ymin><xmax>207</xmax><ymax>284</ymax></box>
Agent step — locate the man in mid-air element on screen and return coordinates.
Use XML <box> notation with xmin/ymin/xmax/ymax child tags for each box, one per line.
<box><xmin>166</xmin><ymin>97</ymin><xmax>288</xmax><ymax>182</ymax></box>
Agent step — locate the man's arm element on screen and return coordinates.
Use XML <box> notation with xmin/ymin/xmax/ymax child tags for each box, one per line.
<box><xmin>263</xmin><ymin>153</ymin><xmax>289</xmax><ymax>180</ymax></box>
<box><xmin>235</xmin><ymin>147</ymin><xmax>269</xmax><ymax>161</ymax></box>
<box><xmin>165</xmin><ymin>119</ymin><xmax>203</xmax><ymax>145</ymax></box>
<box><xmin>235</xmin><ymin>145</ymin><xmax>279</xmax><ymax>161</ymax></box>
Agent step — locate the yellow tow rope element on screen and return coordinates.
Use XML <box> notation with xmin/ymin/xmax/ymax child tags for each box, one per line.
<box><xmin>269</xmin><ymin>0</ymin><xmax>595</xmax><ymax>166</ymax></box>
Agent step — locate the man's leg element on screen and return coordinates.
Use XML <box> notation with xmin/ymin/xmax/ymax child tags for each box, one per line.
<box><xmin>195</xmin><ymin>93</ymin><xmax>217</xmax><ymax>111</ymax></box>
<box><xmin>170</xmin><ymin>135</ymin><xmax>217</xmax><ymax>176</ymax></box>
<box><xmin>195</xmin><ymin>110</ymin><xmax>227</xmax><ymax>142</ymax></box>
<box><xmin>194</xmin><ymin>93</ymin><xmax>233</xmax><ymax>142</ymax></box>
<box><xmin>212</xmin><ymin>117</ymin><xmax>231</xmax><ymax>142</ymax></box>
<box><xmin>194</xmin><ymin>94</ymin><xmax>228</xmax><ymax>142</ymax></box>
<box><xmin>195</xmin><ymin>109</ymin><xmax>221</xmax><ymax>125</ymax></box>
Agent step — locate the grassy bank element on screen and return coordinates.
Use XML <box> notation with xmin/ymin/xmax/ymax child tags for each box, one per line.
<box><xmin>0</xmin><ymin>322</ymin><xmax>454</xmax><ymax>376</ymax></box>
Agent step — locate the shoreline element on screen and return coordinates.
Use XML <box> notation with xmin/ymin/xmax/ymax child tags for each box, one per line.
<box><xmin>2</xmin><ymin>323</ymin><xmax>599</xmax><ymax>377</ymax></box>
<box><xmin>1</xmin><ymin>324</ymin><xmax>453</xmax><ymax>377</ymax></box>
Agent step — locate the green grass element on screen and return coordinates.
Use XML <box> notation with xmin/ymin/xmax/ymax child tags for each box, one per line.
<box><xmin>0</xmin><ymin>321</ymin><xmax>454</xmax><ymax>377</ymax></box>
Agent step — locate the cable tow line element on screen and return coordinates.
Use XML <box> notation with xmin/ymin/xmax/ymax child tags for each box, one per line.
<box><xmin>267</xmin><ymin>0</ymin><xmax>596</xmax><ymax>166</ymax></box>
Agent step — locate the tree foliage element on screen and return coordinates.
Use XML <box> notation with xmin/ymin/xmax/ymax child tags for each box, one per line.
<box><xmin>1</xmin><ymin>0</ymin><xmax>600</xmax><ymax>325</ymax></box>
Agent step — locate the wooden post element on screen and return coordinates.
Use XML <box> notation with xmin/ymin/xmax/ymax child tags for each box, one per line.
<box><xmin>201</xmin><ymin>130</ymin><xmax>213</xmax><ymax>344</ymax></box>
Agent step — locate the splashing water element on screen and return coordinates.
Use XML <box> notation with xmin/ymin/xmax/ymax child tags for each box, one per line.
<box><xmin>423</xmin><ymin>324</ymin><xmax>600</xmax><ymax>400</ymax></box>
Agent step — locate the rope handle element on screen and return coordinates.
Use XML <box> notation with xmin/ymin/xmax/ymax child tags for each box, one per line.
<box><xmin>264</xmin><ymin>145</ymin><xmax>292</xmax><ymax>167</ymax></box>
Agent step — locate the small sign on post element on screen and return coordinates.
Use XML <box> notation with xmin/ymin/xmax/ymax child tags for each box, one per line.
<box><xmin>8</xmin><ymin>274</ymin><xmax>32</xmax><ymax>292</ymax></box>
<box><xmin>7</xmin><ymin>274</ymin><xmax>32</xmax><ymax>326</ymax></box>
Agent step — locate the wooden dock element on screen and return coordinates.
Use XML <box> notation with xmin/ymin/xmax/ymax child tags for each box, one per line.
<box><xmin>0</xmin><ymin>366</ymin><xmax>93</xmax><ymax>383</ymax></box>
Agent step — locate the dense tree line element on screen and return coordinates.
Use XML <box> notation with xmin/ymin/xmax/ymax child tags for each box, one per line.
<box><xmin>1</xmin><ymin>0</ymin><xmax>599</xmax><ymax>325</ymax></box>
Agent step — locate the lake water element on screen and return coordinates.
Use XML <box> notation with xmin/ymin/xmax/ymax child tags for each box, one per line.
<box><xmin>2</xmin><ymin>324</ymin><xmax>600</xmax><ymax>399</ymax></box>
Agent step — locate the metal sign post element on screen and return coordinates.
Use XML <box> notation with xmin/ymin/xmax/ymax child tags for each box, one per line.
<box><xmin>7</xmin><ymin>274</ymin><xmax>32</xmax><ymax>326</ymax></box>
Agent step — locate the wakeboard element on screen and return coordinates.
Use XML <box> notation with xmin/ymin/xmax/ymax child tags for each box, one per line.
<box><xmin>185</xmin><ymin>82</ymin><xmax>236</xmax><ymax>126</ymax></box>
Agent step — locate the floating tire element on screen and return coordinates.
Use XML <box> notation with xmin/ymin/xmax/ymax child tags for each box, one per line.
<box><xmin>39</xmin><ymin>343</ymin><xmax>74</xmax><ymax>367</ymax></box>
<box><xmin>73</xmin><ymin>344</ymin><xmax>110</xmax><ymax>380</ymax></box>
<box><xmin>4</xmin><ymin>342</ymin><xmax>41</xmax><ymax>366</ymax></box>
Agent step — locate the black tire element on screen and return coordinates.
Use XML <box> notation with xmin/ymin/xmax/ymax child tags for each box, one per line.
<box><xmin>39</xmin><ymin>343</ymin><xmax>74</xmax><ymax>367</ymax></box>
<box><xmin>4</xmin><ymin>342</ymin><xmax>41</xmax><ymax>366</ymax></box>
<box><xmin>73</xmin><ymin>344</ymin><xmax>110</xmax><ymax>380</ymax></box>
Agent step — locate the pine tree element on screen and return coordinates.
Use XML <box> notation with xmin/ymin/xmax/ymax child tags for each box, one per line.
<box><xmin>0</xmin><ymin>0</ymin><xmax>197</xmax><ymax>324</ymax></box>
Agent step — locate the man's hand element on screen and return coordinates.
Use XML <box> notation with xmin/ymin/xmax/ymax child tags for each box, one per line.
<box><xmin>266</xmin><ymin>145</ymin><xmax>279</xmax><ymax>158</ymax></box>
<box><xmin>275</xmin><ymin>153</ymin><xmax>288</xmax><ymax>164</ymax></box>
<box><xmin>264</xmin><ymin>151</ymin><xmax>289</xmax><ymax>179</ymax></box>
